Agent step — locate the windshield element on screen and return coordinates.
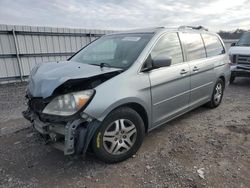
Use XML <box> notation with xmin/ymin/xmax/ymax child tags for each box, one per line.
<box><xmin>70</xmin><ymin>33</ymin><xmax>153</xmax><ymax>69</ymax></box>
<box><xmin>236</xmin><ymin>32</ymin><xmax>250</xmax><ymax>46</ymax></box>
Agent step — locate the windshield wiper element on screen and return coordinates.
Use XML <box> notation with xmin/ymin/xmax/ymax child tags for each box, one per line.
<box><xmin>100</xmin><ymin>63</ymin><xmax>111</xmax><ymax>68</ymax></box>
<box><xmin>89</xmin><ymin>63</ymin><xmax>112</xmax><ymax>69</ymax></box>
<box><xmin>89</xmin><ymin>63</ymin><xmax>100</xmax><ymax>67</ymax></box>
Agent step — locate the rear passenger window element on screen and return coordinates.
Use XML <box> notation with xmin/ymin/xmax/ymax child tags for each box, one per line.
<box><xmin>179</xmin><ymin>33</ymin><xmax>206</xmax><ymax>61</ymax></box>
<box><xmin>151</xmin><ymin>32</ymin><xmax>183</xmax><ymax>65</ymax></box>
<box><xmin>202</xmin><ymin>34</ymin><xmax>225</xmax><ymax>57</ymax></box>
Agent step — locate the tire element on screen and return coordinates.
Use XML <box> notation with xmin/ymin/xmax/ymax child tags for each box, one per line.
<box><xmin>230</xmin><ymin>76</ymin><xmax>235</xmax><ymax>84</ymax></box>
<box><xmin>91</xmin><ymin>107</ymin><xmax>145</xmax><ymax>163</ymax></box>
<box><xmin>207</xmin><ymin>78</ymin><xmax>224</xmax><ymax>108</ymax></box>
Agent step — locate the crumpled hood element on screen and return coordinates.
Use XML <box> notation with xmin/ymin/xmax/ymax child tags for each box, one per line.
<box><xmin>28</xmin><ymin>61</ymin><xmax>122</xmax><ymax>98</ymax></box>
<box><xmin>228</xmin><ymin>46</ymin><xmax>250</xmax><ymax>55</ymax></box>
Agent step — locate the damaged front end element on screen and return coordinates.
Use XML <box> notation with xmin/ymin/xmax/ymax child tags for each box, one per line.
<box><xmin>22</xmin><ymin>88</ymin><xmax>97</xmax><ymax>156</ymax></box>
<box><xmin>23</xmin><ymin>101</ymin><xmax>100</xmax><ymax>155</ymax></box>
<box><xmin>23</xmin><ymin>61</ymin><xmax>122</xmax><ymax>155</ymax></box>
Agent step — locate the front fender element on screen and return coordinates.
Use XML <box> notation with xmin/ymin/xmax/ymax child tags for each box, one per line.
<box><xmin>96</xmin><ymin>97</ymin><xmax>150</xmax><ymax>122</ymax></box>
<box><xmin>83</xmin><ymin>69</ymin><xmax>152</xmax><ymax>128</ymax></box>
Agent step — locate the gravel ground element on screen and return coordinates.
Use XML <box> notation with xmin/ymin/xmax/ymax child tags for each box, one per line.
<box><xmin>0</xmin><ymin>78</ymin><xmax>249</xmax><ymax>188</ymax></box>
<box><xmin>0</xmin><ymin>83</ymin><xmax>29</xmax><ymax>136</ymax></box>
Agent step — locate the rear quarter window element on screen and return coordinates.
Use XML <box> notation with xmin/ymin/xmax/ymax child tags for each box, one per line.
<box><xmin>202</xmin><ymin>34</ymin><xmax>225</xmax><ymax>57</ymax></box>
<box><xmin>179</xmin><ymin>32</ymin><xmax>206</xmax><ymax>61</ymax></box>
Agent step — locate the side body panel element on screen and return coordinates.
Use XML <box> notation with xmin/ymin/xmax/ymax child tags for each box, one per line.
<box><xmin>84</xmin><ymin>29</ymin><xmax>230</xmax><ymax>132</ymax></box>
<box><xmin>187</xmin><ymin>55</ymin><xmax>230</xmax><ymax>109</ymax></box>
<box><xmin>188</xmin><ymin>58</ymin><xmax>215</xmax><ymax>108</ymax></box>
<box><xmin>213</xmin><ymin>54</ymin><xmax>231</xmax><ymax>86</ymax></box>
<box><xmin>149</xmin><ymin>63</ymin><xmax>190</xmax><ymax>126</ymax></box>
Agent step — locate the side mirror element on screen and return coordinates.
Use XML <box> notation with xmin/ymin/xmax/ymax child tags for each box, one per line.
<box><xmin>152</xmin><ymin>54</ymin><xmax>172</xmax><ymax>69</ymax></box>
<box><xmin>231</xmin><ymin>42</ymin><xmax>236</xmax><ymax>47</ymax></box>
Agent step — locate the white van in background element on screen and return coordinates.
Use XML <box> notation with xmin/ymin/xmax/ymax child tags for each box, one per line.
<box><xmin>228</xmin><ymin>32</ymin><xmax>250</xmax><ymax>83</ymax></box>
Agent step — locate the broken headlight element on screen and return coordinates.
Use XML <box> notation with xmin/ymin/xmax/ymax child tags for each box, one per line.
<box><xmin>42</xmin><ymin>89</ymin><xmax>94</xmax><ymax>116</ymax></box>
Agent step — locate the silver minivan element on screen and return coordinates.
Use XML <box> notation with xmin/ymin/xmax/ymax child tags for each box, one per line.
<box><xmin>23</xmin><ymin>26</ymin><xmax>231</xmax><ymax>163</ymax></box>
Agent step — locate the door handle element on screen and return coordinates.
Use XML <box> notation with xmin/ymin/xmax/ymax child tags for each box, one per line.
<box><xmin>180</xmin><ymin>69</ymin><xmax>188</xmax><ymax>75</ymax></box>
<box><xmin>193</xmin><ymin>66</ymin><xmax>199</xmax><ymax>72</ymax></box>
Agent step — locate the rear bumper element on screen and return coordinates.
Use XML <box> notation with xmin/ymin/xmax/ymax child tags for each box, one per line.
<box><xmin>22</xmin><ymin>109</ymin><xmax>100</xmax><ymax>155</ymax></box>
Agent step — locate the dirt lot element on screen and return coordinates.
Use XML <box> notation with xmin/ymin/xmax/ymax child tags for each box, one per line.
<box><xmin>0</xmin><ymin>78</ymin><xmax>249</xmax><ymax>188</ymax></box>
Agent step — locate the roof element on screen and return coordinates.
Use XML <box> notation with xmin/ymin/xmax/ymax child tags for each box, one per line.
<box><xmin>109</xmin><ymin>26</ymin><xmax>213</xmax><ymax>36</ymax></box>
<box><xmin>111</xmin><ymin>27</ymin><xmax>166</xmax><ymax>34</ymax></box>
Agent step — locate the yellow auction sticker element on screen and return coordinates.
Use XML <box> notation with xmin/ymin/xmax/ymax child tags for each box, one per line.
<box><xmin>97</xmin><ymin>132</ymin><xmax>101</xmax><ymax>148</ymax></box>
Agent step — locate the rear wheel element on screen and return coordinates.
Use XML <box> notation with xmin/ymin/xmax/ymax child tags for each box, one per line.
<box><xmin>207</xmin><ymin>78</ymin><xmax>224</xmax><ymax>108</ymax></box>
<box><xmin>92</xmin><ymin>107</ymin><xmax>145</xmax><ymax>163</ymax></box>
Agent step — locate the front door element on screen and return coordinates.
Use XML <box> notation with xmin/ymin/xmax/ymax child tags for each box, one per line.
<box><xmin>148</xmin><ymin>32</ymin><xmax>191</xmax><ymax>126</ymax></box>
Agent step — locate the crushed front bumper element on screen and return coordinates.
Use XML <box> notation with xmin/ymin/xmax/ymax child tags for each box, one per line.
<box><xmin>22</xmin><ymin>109</ymin><xmax>100</xmax><ymax>155</ymax></box>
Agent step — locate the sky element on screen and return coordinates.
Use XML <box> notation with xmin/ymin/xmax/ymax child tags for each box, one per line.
<box><xmin>0</xmin><ymin>0</ymin><xmax>249</xmax><ymax>32</ymax></box>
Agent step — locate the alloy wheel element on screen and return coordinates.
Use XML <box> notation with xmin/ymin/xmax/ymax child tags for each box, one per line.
<box><xmin>103</xmin><ymin>119</ymin><xmax>137</xmax><ymax>155</ymax></box>
<box><xmin>214</xmin><ymin>83</ymin><xmax>223</xmax><ymax>105</ymax></box>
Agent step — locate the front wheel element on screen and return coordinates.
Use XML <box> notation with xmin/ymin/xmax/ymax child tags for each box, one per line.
<box><xmin>207</xmin><ymin>78</ymin><xmax>224</xmax><ymax>108</ymax></box>
<box><xmin>92</xmin><ymin>107</ymin><xmax>145</xmax><ymax>163</ymax></box>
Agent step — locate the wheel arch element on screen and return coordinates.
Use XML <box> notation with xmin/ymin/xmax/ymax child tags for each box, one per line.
<box><xmin>115</xmin><ymin>102</ymin><xmax>149</xmax><ymax>133</ymax></box>
<box><xmin>97</xmin><ymin>100</ymin><xmax>150</xmax><ymax>133</ymax></box>
<box><xmin>219</xmin><ymin>75</ymin><xmax>226</xmax><ymax>88</ymax></box>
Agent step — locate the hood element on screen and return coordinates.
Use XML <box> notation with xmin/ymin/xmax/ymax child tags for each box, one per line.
<box><xmin>28</xmin><ymin>61</ymin><xmax>122</xmax><ymax>98</ymax></box>
<box><xmin>228</xmin><ymin>46</ymin><xmax>250</xmax><ymax>55</ymax></box>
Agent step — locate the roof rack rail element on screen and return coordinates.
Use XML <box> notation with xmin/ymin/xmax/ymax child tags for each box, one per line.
<box><xmin>154</xmin><ymin>26</ymin><xmax>165</xmax><ymax>29</ymax></box>
<box><xmin>178</xmin><ymin>25</ymin><xmax>208</xmax><ymax>31</ymax></box>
